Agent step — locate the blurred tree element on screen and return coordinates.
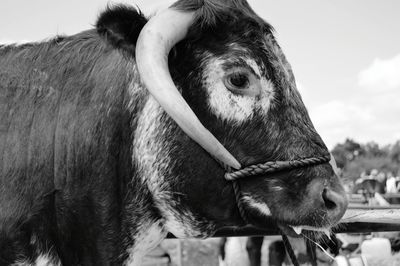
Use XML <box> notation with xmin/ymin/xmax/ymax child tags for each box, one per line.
<box><xmin>390</xmin><ymin>141</ymin><xmax>400</xmax><ymax>164</ymax></box>
<box><xmin>331</xmin><ymin>139</ymin><xmax>400</xmax><ymax>181</ymax></box>
<box><xmin>331</xmin><ymin>138</ymin><xmax>363</xmax><ymax>168</ymax></box>
<box><xmin>363</xmin><ymin>141</ymin><xmax>387</xmax><ymax>158</ymax></box>
<box><xmin>346</xmin><ymin>157</ymin><xmax>395</xmax><ymax>180</ymax></box>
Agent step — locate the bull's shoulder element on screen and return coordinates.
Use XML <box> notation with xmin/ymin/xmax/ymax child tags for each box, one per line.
<box><xmin>0</xmin><ymin>28</ymin><xmax>142</xmax><ymax>207</ymax></box>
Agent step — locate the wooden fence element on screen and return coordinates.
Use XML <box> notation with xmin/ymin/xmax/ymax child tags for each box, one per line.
<box><xmin>212</xmin><ymin>193</ymin><xmax>400</xmax><ymax>237</ymax></box>
<box><xmin>167</xmin><ymin>193</ymin><xmax>400</xmax><ymax>238</ymax></box>
<box><xmin>162</xmin><ymin>195</ymin><xmax>400</xmax><ymax>266</ymax></box>
<box><xmin>211</xmin><ymin>207</ymin><xmax>400</xmax><ymax>237</ymax></box>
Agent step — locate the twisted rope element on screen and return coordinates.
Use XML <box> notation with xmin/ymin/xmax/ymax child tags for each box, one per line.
<box><xmin>225</xmin><ymin>155</ymin><xmax>331</xmax><ymax>181</ymax></box>
<box><xmin>232</xmin><ymin>181</ymin><xmax>249</xmax><ymax>225</ymax></box>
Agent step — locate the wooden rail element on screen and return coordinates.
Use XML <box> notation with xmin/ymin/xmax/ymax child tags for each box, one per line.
<box><xmin>384</xmin><ymin>193</ymin><xmax>400</xmax><ymax>199</ymax></box>
<box><xmin>213</xmin><ymin>207</ymin><xmax>400</xmax><ymax>237</ymax></box>
<box><xmin>167</xmin><ymin>207</ymin><xmax>400</xmax><ymax>238</ymax></box>
<box><xmin>342</xmin><ymin>207</ymin><xmax>400</xmax><ymax>224</ymax></box>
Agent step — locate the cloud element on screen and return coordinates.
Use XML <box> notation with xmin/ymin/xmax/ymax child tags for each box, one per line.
<box><xmin>309</xmin><ymin>101</ymin><xmax>371</xmax><ymax>148</ymax></box>
<box><xmin>309</xmin><ymin>98</ymin><xmax>400</xmax><ymax>149</ymax></box>
<box><xmin>303</xmin><ymin>54</ymin><xmax>400</xmax><ymax>149</ymax></box>
<box><xmin>358</xmin><ymin>53</ymin><xmax>400</xmax><ymax>91</ymax></box>
<box><xmin>310</xmin><ymin>101</ymin><xmax>372</xmax><ymax>127</ymax></box>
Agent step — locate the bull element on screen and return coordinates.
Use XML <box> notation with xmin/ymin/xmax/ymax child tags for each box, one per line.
<box><xmin>0</xmin><ymin>0</ymin><xmax>348</xmax><ymax>265</ymax></box>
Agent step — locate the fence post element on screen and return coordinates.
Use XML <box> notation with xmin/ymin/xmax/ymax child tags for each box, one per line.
<box><xmin>176</xmin><ymin>239</ymin><xmax>183</xmax><ymax>266</ymax></box>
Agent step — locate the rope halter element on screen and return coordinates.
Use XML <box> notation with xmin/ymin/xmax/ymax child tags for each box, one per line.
<box><xmin>225</xmin><ymin>155</ymin><xmax>331</xmax><ymax>181</ymax></box>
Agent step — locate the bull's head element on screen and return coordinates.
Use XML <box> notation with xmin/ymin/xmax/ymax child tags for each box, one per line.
<box><xmin>98</xmin><ymin>0</ymin><xmax>347</xmax><ymax>238</ymax></box>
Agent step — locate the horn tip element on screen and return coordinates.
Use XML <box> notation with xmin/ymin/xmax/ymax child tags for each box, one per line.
<box><xmin>229</xmin><ymin>159</ymin><xmax>241</xmax><ymax>170</ymax></box>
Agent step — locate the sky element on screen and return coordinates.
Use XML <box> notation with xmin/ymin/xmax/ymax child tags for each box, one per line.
<box><xmin>1</xmin><ymin>0</ymin><xmax>400</xmax><ymax>149</ymax></box>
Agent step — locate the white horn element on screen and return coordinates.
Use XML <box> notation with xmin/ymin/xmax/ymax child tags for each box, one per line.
<box><xmin>135</xmin><ymin>8</ymin><xmax>241</xmax><ymax>169</ymax></box>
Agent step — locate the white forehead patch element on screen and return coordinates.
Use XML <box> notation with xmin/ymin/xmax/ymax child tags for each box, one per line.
<box><xmin>203</xmin><ymin>58</ymin><xmax>274</xmax><ymax>124</ymax></box>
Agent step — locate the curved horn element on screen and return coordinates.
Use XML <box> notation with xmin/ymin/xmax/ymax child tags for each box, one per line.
<box><xmin>135</xmin><ymin>8</ymin><xmax>241</xmax><ymax>169</ymax></box>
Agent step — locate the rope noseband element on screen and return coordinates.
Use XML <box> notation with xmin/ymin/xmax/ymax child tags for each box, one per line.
<box><xmin>225</xmin><ymin>155</ymin><xmax>331</xmax><ymax>181</ymax></box>
<box><xmin>224</xmin><ymin>154</ymin><xmax>331</xmax><ymax>266</ymax></box>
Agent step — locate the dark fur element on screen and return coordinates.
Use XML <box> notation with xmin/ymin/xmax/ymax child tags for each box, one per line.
<box><xmin>0</xmin><ymin>1</ymin><xmax>346</xmax><ymax>264</ymax></box>
<box><xmin>96</xmin><ymin>4</ymin><xmax>147</xmax><ymax>55</ymax></box>
<box><xmin>171</xmin><ymin>0</ymin><xmax>272</xmax><ymax>34</ymax></box>
<box><xmin>0</xmin><ymin>23</ymin><xmax>152</xmax><ymax>264</ymax></box>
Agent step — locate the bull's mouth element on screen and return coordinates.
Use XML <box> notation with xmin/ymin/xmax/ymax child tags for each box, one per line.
<box><xmin>239</xmin><ymin>194</ymin><xmax>334</xmax><ymax>239</ymax></box>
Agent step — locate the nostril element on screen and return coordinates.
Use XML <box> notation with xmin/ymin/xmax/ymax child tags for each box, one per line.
<box><xmin>322</xmin><ymin>188</ymin><xmax>337</xmax><ymax>210</ymax></box>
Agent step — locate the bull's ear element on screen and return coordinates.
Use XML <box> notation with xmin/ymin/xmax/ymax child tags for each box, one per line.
<box><xmin>96</xmin><ymin>5</ymin><xmax>147</xmax><ymax>55</ymax></box>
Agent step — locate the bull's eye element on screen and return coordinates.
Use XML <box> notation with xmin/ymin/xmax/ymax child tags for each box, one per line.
<box><xmin>228</xmin><ymin>73</ymin><xmax>249</xmax><ymax>88</ymax></box>
<box><xmin>224</xmin><ymin>69</ymin><xmax>261</xmax><ymax>97</ymax></box>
